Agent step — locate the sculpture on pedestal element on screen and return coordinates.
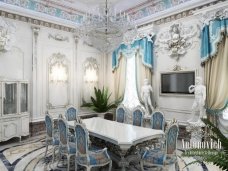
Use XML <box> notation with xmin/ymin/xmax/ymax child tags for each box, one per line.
<box><xmin>188</xmin><ymin>76</ymin><xmax>206</xmax><ymax>123</ymax></box>
<box><xmin>141</xmin><ymin>79</ymin><xmax>154</xmax><ymax>115</ymax></box>
<box><xmin>187</xmin><ymin>76</ymin><xmax>206</xmax><ymax>143</ymax></box>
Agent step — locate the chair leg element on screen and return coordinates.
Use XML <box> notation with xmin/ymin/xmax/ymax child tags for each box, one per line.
<box><xmin>108</xmin><ymin>161</ymin><xmax>112</xmax><ymax>171</ymax></box>
<box><xmin>86</xmin><ymin>166</ymin><xmax>91</xmax><ymax>171</ymax></box>
<box><xmin>163</xmin><ymin>164</ymin><xmax>168</xmax><ymax>171</ymax></box>
<box><xmin>175</xmin><ymin>161</ymin><xmax>178</xmax><ymax>171</ymax></box>
<box><xmin>67</xmin><ymin>155</ymin><xmax>70</xmax><ymax>171</ymax></box>
<box><xmin>52</xmin><ymin>146</ymin><xmax>56</xmax><ymax>163</ymax></box>
<box><xmin>75</xmin><ymin>161</ymin><xmax>77</xmax><ymax>171</ymax></box>
<box><xmin>140</xmin><ymin>161</ymin><xmax>145</xmax><ymax>171</ymax></box>
<box><xmin>45</xmin><ymin>144</ymin><xmax>48</xmax><ymax>158</ymax></box>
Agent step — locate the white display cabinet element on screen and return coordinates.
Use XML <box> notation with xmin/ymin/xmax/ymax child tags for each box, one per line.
<box><xmin>0</xmin><ymin>80</ymin><xmax>29</xmax><ymax>142</ymax></box>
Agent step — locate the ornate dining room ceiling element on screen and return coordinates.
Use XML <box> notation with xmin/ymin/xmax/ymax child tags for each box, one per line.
<box><xmin>54</xmin><ymin>0</ymin><xmax>148</xmax><ymax>10</ymax></box>
<box><xmin>0</xmin><ymin>0</ymin><xmax>219</xmax><ymax>27</ymax></box>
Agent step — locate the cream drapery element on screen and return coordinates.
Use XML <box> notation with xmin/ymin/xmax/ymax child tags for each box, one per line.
<box><xmin>114</xmin><ymin>54</ymin><xmax>126</xmax><ymax>101</ymax></box>
<box><xmin>136</xmin><ymin>52</ymin><xmax>152</xmax><ymax>102</ymax></box>
<box><xmin>204</xmin><ymin>36</ymin><xmax>228</xmax><ymax>112</ymax></box>
<box><xmin>114</xmin><ymin>51</ymin><xmax>152</xmax><ymax>103</ymax></box>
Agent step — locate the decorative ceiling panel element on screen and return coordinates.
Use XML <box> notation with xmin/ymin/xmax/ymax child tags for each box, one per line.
<box><xmin>0</xmin><ymin>0</ymin><xmax>219</xmax><ymax>26</ymax></box>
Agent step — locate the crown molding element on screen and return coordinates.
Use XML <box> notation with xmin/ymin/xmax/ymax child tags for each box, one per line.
<box><xmin>193</xmin><ymin>0</ymin><xmax>228</xmax><ymax>15</ymax></box>
<box><xmin>0</xmin><ymin>2</ymin><xmax>79</xmax><ymax>28</ymax></box>
<box><xmin>136</xmin><ymin>0</ymin><xmax>219</xmax><ymax>26</ymax></box>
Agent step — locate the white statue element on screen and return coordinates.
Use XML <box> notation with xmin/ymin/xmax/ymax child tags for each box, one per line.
<box><xmin>141</xmin><ymin>79</ymin><xmax>154</xmax><ymax>115</ymax></box>
<box><xmin>188</xmin><ymin>77</ymin><xmax>206</xmax><ymax>123</ymax></box>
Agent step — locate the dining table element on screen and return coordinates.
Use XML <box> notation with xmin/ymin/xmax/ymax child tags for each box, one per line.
<box><xmin>68</xmin><ymin>117</ymin><xmax>164</xmax><ymax>171</ymax></box>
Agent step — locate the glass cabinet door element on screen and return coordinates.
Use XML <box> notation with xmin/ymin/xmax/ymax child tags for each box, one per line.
<box><xmin>20</xmin><ymin>83</ymin><xmax>28</xmax><ymax>113</ymax></box>
<box><xmin>3</xmin><ymin>83</ymin><xmax>17</xmax><ymax>115</ymax></box>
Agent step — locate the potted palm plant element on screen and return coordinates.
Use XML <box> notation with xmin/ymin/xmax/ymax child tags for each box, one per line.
<box><xmin>81</xmin><ymin>87</ymin><xmax>119</xmax><ymax>118</ymax></box>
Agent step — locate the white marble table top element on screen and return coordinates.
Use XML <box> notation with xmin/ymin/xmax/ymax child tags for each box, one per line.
<box><xmin>68</xmin><ymin>117</ymin><xmax>164</xmax><ymax>150</ymax></box>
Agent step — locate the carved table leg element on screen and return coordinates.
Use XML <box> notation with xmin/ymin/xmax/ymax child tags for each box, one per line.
<box><xmin>118</xmin><ymin>150</ymin><xmax>129</xmax><ymax>171</ymax></box>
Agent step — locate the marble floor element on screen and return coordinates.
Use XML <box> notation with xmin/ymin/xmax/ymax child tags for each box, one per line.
<box><xmin>0</xmin><ymin>135</ymin><xmax>222</xmax><ymax>171</ymax></box>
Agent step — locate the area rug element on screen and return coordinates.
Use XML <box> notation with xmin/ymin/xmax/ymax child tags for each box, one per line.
<box><xmin>0</xmin><ymin>136</ymin><xmax>222</xmax><ymax>171</ymax></box>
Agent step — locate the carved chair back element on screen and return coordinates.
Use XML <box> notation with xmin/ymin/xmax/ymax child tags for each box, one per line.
<box><xmin>116</xmin><ymin>104</ymin><xmax>127</xmax><ymax>123</ymax></box>
<box><xmin>65</xmin><ymin>106</ymin><xmax>77</xmax><ymax>121</ymax></box>
<box><xmin>45</xmin><ymin>113</ymin><xmax>54</xmax><ymax>138</ymax></box>
<box><xmin>58</xmin><ymin>118</ymin><xmax>69</xmax><ymax>150</ymax></box>
<box><xmin>165</xmin><ymin>122</ymin><xmax>179</xmax><ymax>155</ymax></box>
<box><xmin>132</xmin><ymin>106</ymin><xmax>144</xmax><ymax>126</ymax></box>
<box><xmin>150</xmin><ymin>111</ymin><xmax>165</xmax><ymax>131</ymax></box>
<box><xmin>75</xmin><ymin>123</ymin><xmax>89</xmax><ymax>157</ymax></box>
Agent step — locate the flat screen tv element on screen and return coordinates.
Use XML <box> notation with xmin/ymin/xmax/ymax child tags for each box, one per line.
<box><xmin>160</xmin><ymin>71</ymin><xmax>195</xmax><ymax>95</ymax></box>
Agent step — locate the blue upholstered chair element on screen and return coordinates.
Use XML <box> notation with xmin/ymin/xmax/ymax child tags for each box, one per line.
<box><xmin>151</xmin><ymin>111</ymin><xmax>165</xmax><ymax>131</ymax></box>
<box><xmin>140</xmin><ymin>121</ymin><xmax>179</xmax><ymax>171</ymax></box>
<box><xmin>116</xmin><ymin>104</ymin><xmax>127</xmax><ymax>123</ymax></box>
<box><xmin>58</xmin><ymin>118</ymin><xmax>76</xmax><ymax>171</ymax></box>
<box><xmin>132</xmin><ymin>106</ymin><xmax>144</xmax><ymax>127</ymax></box>
<box><xmin>74</xmin><ymin>123</ymin><xmax>112</xmax><ymax>171</ymax></box>
<box><xmin>65</xmin><ymin>106</ymin><xmax>77</xmax><ymax>121</ymax></box>
<box><xmin>44</xmin><ymin>113</ymin><xmax>59</xmax><ymax>162</ymax></box>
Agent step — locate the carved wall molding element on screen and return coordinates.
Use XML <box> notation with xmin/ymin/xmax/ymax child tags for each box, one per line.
<box><xmin>0</xmin><ymin>10</ymin><xmax>74</xmax><ymax>32</ymax></box>
<box><xmin>0</xmin><ymin>16</ymin><xmax>16</xmax><ymax>52</ymax></box>
<box><xmin>0</xmin><ymin>1</ymin><xmax>225</xmax><ymax>35</ymax></box>
<box><xmin>82</xmin><ymin>57</ymin><xmax>99</xmax><ymax>102</ymax></box>
<box><xmin>139</xmin><ymin>0</ymin><xmax>225</xmax><ymax>28</ymax></box>
<box><xmin>1</xmin><ymin>0</ymin><xmax>83</xmax><ymax>24</ymax></box>
<box><xmin>155</xmin><ymin>22</ymin><xmax>197</xmax><ymax>61</ymax></box>
<box><xmin>123</xmin><ymin>25</ymin><xmax>155</xmax><ymax>45</ymax></box>
<box><xmin>84</xmin><ymin>57</ymin><xmax>99</xmax><ymax>83</ymax></box>
<box><xmin>48</xmin><ymin>53</ymin><xmax>69</xmax><ymax>84</ymax></box>
<box><xmin>47</xmin><ymin>53</ymin><xmax>70</xmax><ymax>109</ymax></box>
<box><xmin>31</xmin><ymin>26</ymin><xmax>40</xmax><ymax>120</ymax></box>
<box><xmin>48</xmin><ymin>33</ymin><xmax>69</xmax><ymax>42</ymax></box>
<box><xmin>31</xmin><ymin>26</ymin><xmax>40</xmax><ymax>69</ymax></box>
<box><xmin>194</xmin><ymin>5</ymin><xmax>228</xmax><ymax>27</ymax></box>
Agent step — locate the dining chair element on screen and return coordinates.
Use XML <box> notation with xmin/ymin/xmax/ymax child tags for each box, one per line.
<box><xmin>44</xmin><ymin>113</ymin><xmax>59</xmax><ymax>162</ymax></box>
<box><xmin>151</xmin><ymin>111</ymin><xmax>165</xmax><ymax>131</ymax></box>
<box><xmin>58</xmin><ymin>118</ymin><xmax>76</xmax><ymax>171</ymax></box>
<box><xmin>116</xmin><ymin>104</ymin><xmax>127</xmax><ymax>123</ymax></box>
<box><xmin>74</xmin><ymin>123</ymin><xmax>112</xmax><ymax>171</ymax></box>
<box><xmin>132</xmin><ymin>106</ymin><xmax>144</xmax><ymax>126</ymax></box>
<box><xmin>65</xmin><ymin>106</ymin><xmax>77</xmax><ymax>121</ymax></box>
<box><xmin>140</xmin><ymin>121</ymin><xmax>179</xmax><ymax>171</ymax></box>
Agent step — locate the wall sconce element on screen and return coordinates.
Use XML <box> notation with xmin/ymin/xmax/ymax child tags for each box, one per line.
<box><xmin>84</xmin><ymin>57</ymin><xmax>98</xmax><ymax>83</ymax></box>
<box><xmin>49</xmin><ymin>53</ymin><xmax>68</xmax><ymax>83</ymax></box>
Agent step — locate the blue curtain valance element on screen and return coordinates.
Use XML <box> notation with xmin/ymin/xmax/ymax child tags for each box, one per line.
<box><xmin>201</xmin><ymin>18</ymin><xmax>228</xmax><ymax>62</ymax></box>
<box><xmin>112</xmin><ymin>36</ymin><xmax>154</xmax><ymax>71</ymax></box>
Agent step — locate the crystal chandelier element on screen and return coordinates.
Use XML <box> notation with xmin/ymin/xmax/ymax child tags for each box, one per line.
<box><xmin>77</xmin><ymin>0</ymin><xmax>137</xmax><ymax>53</ymax></box>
